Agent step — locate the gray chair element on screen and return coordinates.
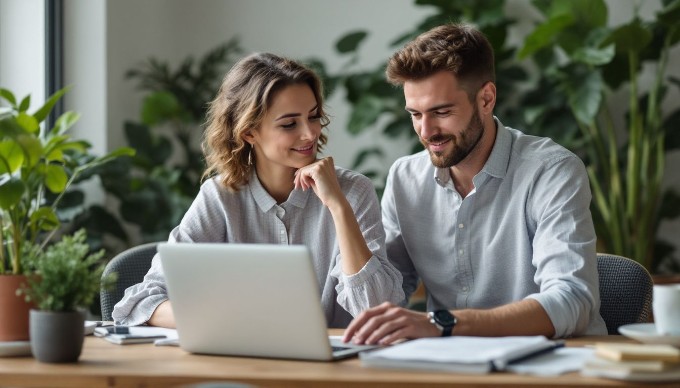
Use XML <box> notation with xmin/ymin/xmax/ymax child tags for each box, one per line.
<box><xmin>597</xmin><ymin>253</ymin><xmax>653</xmax><ymax>335</ymax></box>
<box><xmin>100</xmin><ymin>242</ymin><xmax>159</xmax><ymax>321</ymax></box>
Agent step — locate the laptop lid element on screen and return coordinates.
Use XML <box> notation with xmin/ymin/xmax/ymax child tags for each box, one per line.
<box><xmin>159</xmin><ymin>243</ymin><xmax>376</xmax><ymax>361</ymax></box>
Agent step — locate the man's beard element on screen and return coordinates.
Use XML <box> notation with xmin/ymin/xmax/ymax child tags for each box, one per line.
<box><xmin>421</xmin><ymin>107</ymin><xmax>485</xmax><ymax>168</ymax></box>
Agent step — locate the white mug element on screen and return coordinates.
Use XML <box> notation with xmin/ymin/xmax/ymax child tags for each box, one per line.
<box><xmin>653</xmin><ymin>284</ymin><xmax>680</xmax><ymax>336</ymax></box>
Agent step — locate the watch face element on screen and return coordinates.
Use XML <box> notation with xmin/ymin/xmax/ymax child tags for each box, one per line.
<box><xmin>434</xmin><ymin>310</ymin><xmax>456</xmax><ymax>326</ymax></box>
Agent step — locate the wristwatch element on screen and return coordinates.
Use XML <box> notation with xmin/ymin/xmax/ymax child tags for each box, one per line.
<box><xmin>428</xmin><ymin>309</ymin><xmax>457</xmax><ymax>337</ymax></box>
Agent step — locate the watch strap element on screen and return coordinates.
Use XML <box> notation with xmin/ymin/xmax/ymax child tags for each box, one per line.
<box><xmin>428</xmin><ymin>309</ymin><xmax>456</xmax><ymax>337</ymax></box>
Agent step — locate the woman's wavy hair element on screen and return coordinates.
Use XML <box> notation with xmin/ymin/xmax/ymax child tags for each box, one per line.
<box><xmin>202</xmin><ymin>52</ymin><xmax>330</xmax><ymax>191</ymax></box>
<box><xmin>386</xmin><ymin>23</ymin><xmax>495</xmax><ymax>101</ymax></box>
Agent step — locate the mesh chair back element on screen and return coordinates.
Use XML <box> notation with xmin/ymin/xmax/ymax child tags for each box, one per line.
<box><xmin>100</xmin><ymin>242</ymin><xmax>159</xmax><ymax>321</ymax></box>
<box><xmin>597</xmin><ymin>253</ymin><xmax>653</xmax><ymax>335</ymax></box>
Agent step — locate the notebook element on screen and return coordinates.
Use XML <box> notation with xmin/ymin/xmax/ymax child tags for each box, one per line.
<box><xmin>158</xmin><ymin>242</ymin><xmax>378</xmax><ymax>361</ymax></box>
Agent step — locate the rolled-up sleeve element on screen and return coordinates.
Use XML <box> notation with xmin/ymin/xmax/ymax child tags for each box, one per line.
<box><xmin>111</xmin><ymin>254</ymin><xmax>168</xmax><ymax>326</ymax></box>
<box><xmin>524</xmin><ymin>155</ymin><xmax>603</xmax><ymax>337</ymax></box>
<box><xmin>333</xmin><ymin>175</ymin><xmax>405</xmax><ymax>316</ymax></box>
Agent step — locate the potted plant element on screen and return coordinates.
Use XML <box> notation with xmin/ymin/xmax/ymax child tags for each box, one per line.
<box><xmin>0</xmin><ymin>86</ymin><xmax>133</xmax><ymax>341</ymax></box>
<box><xmin>19</xmin><ymin>229</ymin><xmax>116</xmax><ymax>362</ymax></box>
<box><xmin>517</xmin><ymin>0</ymin><xmax>680</xmax><ymax>273</ymax></box>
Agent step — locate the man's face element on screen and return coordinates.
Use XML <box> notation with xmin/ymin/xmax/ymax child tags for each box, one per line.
<box><xmin>404</xmin><ymin>71</ymin><xmax>484</xmax><ymax>168</ymax></box>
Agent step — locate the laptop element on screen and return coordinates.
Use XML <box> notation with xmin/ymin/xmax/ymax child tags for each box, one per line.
<box><xmin>158</xmin><ymin>242</ymin><xmax>379</xmax><ymax>361</ymax></box>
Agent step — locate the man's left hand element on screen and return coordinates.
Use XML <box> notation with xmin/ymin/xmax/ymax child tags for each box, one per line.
<box><xmin>342</xmin><ymin>302</ymin><xmax>441</xmax><ymax>345</ymax></box>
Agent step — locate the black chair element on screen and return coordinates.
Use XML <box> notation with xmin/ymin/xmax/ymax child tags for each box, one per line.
<box><xmin>597</xmin><ymin>253</ymin><xmax>653</xmax><ymax>335</ymax></box>
<box><xmin>100</xmin><ymin>242</ymin><xmax>159</xmax><ymax>321</ymax></box>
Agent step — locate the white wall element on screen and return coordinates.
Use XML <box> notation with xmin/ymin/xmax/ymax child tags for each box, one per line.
<box><xmin>63</xmin><ymin>0</ymin><xmax>107</xmax><ymax>156</ymax></box>
<box><xmin>0</xmin><ymin>0</ymin><xmax>45</xmax><ymax>109</ymax></box>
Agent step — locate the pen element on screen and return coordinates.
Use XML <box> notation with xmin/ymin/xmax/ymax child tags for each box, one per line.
<box><xmin>494</xmin><ymin>341</ymin><xmax>566</xmax><ymax>370</ymax></box>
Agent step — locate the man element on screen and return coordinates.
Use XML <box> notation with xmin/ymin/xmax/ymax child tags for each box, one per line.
<box><xmin>343</xmin><ymin>23</ymin><xmax>607</xmax><ymax>345</ymax></box>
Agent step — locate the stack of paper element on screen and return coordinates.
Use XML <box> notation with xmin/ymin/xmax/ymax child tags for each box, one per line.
<box><xmin>581</xmin><ymin>342</ymin><xmax>680</xmax><ymax>382</ymax></box>
<box><xmin>359</xmin><ymin>336</ymin><xmax>562</xmax><ymax>374</ymax></box>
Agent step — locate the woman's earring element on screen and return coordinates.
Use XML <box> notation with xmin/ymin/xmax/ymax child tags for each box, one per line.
<box><xmin>248</xmin><ymin>148</ymin><xmax>253</xmax><ymax>166</ymax></box>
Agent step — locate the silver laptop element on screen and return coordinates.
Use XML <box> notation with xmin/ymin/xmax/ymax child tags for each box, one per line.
<box><xmin>158</xmin><ymin>242</ymin><xmax>378</xmax><ymax>361</ymax></box>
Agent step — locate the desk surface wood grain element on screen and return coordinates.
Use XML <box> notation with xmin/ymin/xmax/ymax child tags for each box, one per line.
<box><xmin>0</xmin><ymin>332</ymin><xmax>677</xmax><ymax>388</ymax></box>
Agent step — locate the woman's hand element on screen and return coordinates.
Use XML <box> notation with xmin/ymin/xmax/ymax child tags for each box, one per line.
<box><xmin>295</xmin><ymin>156</ymin><xmax>371</xmax><ymax>275</ymax></box>
<box><xmin>294</xmin><ymin>157</ymin><xmax>344</xmax><ymax>211</ymax></box>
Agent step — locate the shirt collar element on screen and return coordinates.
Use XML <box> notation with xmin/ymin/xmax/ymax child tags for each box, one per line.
<box><xmin>481</xmin><ymin>116</ymin><xmax>511</xmax><ymax>179</ymax></box>
<box><xmin>432</xmin><ymin>116</ymin><xmax>511</xmax><ymax>187</ymax></box>
<box><xmin>249</xmin><ymin>170</ymin><xmax>310</xmax><ymax>212</ymax></box>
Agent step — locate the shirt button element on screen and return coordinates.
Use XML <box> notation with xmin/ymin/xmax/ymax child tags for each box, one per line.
<box><xmin>458</xmin><ymin>223</ymin><xmax>464</xmax><ymax>229</ymax></box>
<box><xmin>280</xmin><ymin>230</ymin><xmax>285</xmax><ymax>234</ymax></box>
<box><xmin>462</xmin><ymin>286</ymin><xmax>469</xmax><ymax>292</ymax></box>
<box><xmin>459</xmin><ymin>249</ymin><xmax>464</xmax><ymax>255</ymax></box>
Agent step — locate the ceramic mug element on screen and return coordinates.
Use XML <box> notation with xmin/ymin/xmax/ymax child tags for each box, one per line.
<box><xmin>653</xmin><ymin>284</ymin><xmax>680</xmax><ymax>336</ymax></box>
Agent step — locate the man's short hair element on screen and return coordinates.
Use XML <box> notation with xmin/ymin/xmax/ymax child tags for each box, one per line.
<box><xmin>386</xmin><ymin>23</ymin><xmax>495</xmax><ymax>99</ymax></box>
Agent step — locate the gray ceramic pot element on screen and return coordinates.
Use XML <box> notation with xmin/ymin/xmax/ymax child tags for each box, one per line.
<box><xmin>29</xmin><ymin>309</ymin><xmax>85</xmax><ymax>363</ymax></box>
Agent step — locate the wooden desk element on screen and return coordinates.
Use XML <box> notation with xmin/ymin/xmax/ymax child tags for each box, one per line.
<box><xmin>1</xmin><ymin>334</ymin><xmax>678</xmax><ymax>388</ymax></box>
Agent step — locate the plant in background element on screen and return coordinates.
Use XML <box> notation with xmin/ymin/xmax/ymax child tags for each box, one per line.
<box><xmin>517</xmin><ymin>0</ymin><xmax>680</xmax><ymax>272</ymax></box>
<box><xmin>308</xmin><ymin>0</ymin><xmax>528</xmax><ymax>194</ymax></box>
<box><xmin>0</xmin><ymin>87</ymin><xmax>134</xmax><ymax>274</ymax></box>
<box><xmin>71</xmin><ymin>39</ymin><xmax>243</xmax><ymax>248</ymax></box>
<box><xmin>19</xmin><ymin>229</ymin><xmax>116</xmax><ymax>312</ymax></box>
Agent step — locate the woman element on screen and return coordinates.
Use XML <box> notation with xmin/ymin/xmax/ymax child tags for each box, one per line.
<box><xmin>112</xmin><ymin>53</ymin><xmax>404</xmax><ymax>328</ymax></box>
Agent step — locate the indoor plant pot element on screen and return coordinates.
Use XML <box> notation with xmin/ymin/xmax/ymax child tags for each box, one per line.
<box><xmin>29</xmin><ymin>309</ymin><xmax>85</xmax><ymax>363</ymax></box>
<box><xmin>0</xmin><ymin>275</ymin><xmax>32</xmax><ymax>341</ymax></box>
<box><xmin>20</xmin><ymin>230</ymin><xmax>116</xmax><ymax>363</ymax></box>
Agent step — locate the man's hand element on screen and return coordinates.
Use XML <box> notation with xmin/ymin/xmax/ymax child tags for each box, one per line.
<box><xmin>342</xmin><ymin>302</ymin><xmax>441</xmax><ymax>345</ymax></box>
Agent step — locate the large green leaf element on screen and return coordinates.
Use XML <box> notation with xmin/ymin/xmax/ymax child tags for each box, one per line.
<box><xmin>0</xmin><ymin>115</ymin><xmax>24</xmax><ymax>137</ymax></box>
<box><xmin>517</xmin><ymin>13</ymin><xmax>573</xmax><ymax>59</ymax></box>
<box><xmin>571</xmin><ymin>44</ymin><xmax>615</xmax><ymax>66</ymax></box>
<box><xmin>336</xmin><ymin>31</ymin><xmax>368</xmax><ymax>54</ymax></box>
<box><xmin>33</xmin><ymin>86</ymin><xmax>71</xmax><ymax>124</ymax></box>
<box><xmin>0</xmin><ymin>176</ymin><xmax>25</xmax><ymax>209</ymax></box>
<box><xmin>18</xmin><ymin>95</ymin><xmax>31</xmax><ymax>112</ymax></box>
<box><xmin>554</xmin><ymin>0</ymin><xmax>608</xmax><ymax>54</ymax></box>
<box><xmin>16</xmin><ymin>112</ymin><xmax>39</xmax><ymax>134</ymax></box>
<box><xmin>44</xmin><ymin>164</ymin><xmax>69</xmax><ymax>193</ymax></box>
<box><xmin>566</xmin><ymin>70</ymin><xmax>604</xmax><ymax>125</ymax></box>
<box><xmin>344</xmin><ymin>73</ymin><xmax>375</xmax><ymax>103</ymax></box>
<box><xmin>604</xmin><ymin>19</ymin><xmax>652</xmax><ymax>53</ymax></box>
<box><xmin>347</xmin><ymin>96</ymin><xmax>383</xmax><ymax>135</ymax></box>
<box><xmin>0</xmin><ymin>140</ymin><xmax>24</xmax><ymax>174</ymax></box>
<box><xmin>0</xmin><ymin>88</ymin><xmax>17</xmax><ymax>106</ymax></box>
<box><xmin>16</xmin><ymin>134</ymin><xmax>43</xmax><ymax>168</ymax></box>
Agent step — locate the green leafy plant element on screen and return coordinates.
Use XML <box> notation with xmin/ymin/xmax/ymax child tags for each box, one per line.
<box><xmin>19</xmin><ymin>229</ymin><xmax>116</xmax><ymax>311</ymax></box>
<box><xmin>73</xmin><ymin>39</ymin><xmax>242</xmax><ymax>247</ymax></box>
<box><xmin>307</xmin><ymin>0</ymin><xmax>528</xmax><ymax>194</ymax></box>
<box><xmin>517</xmin><ymin>0</ymin><xmax>680</xmax><ymax>271</ymax></box>
<box><xmin>0</xmin><ymin>87</ymin><xmax>135</xmax><ymax>274</ymax></box>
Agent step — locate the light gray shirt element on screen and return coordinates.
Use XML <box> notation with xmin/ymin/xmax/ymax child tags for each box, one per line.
<box><xmin>112</xmin><ymin>167</ymin><xmax>404</xmax><ymax>328</ymax></box>
<box><xmin>383</xmin><ymin>118</ymin><xmax>607</xmax><ymax>337</ymax></box>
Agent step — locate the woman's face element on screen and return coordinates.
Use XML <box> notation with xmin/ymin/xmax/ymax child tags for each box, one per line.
<box><xmin>246</xmin><ymin>83</ymin><xmax>322</xmax><ymax>171</ymax></box>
